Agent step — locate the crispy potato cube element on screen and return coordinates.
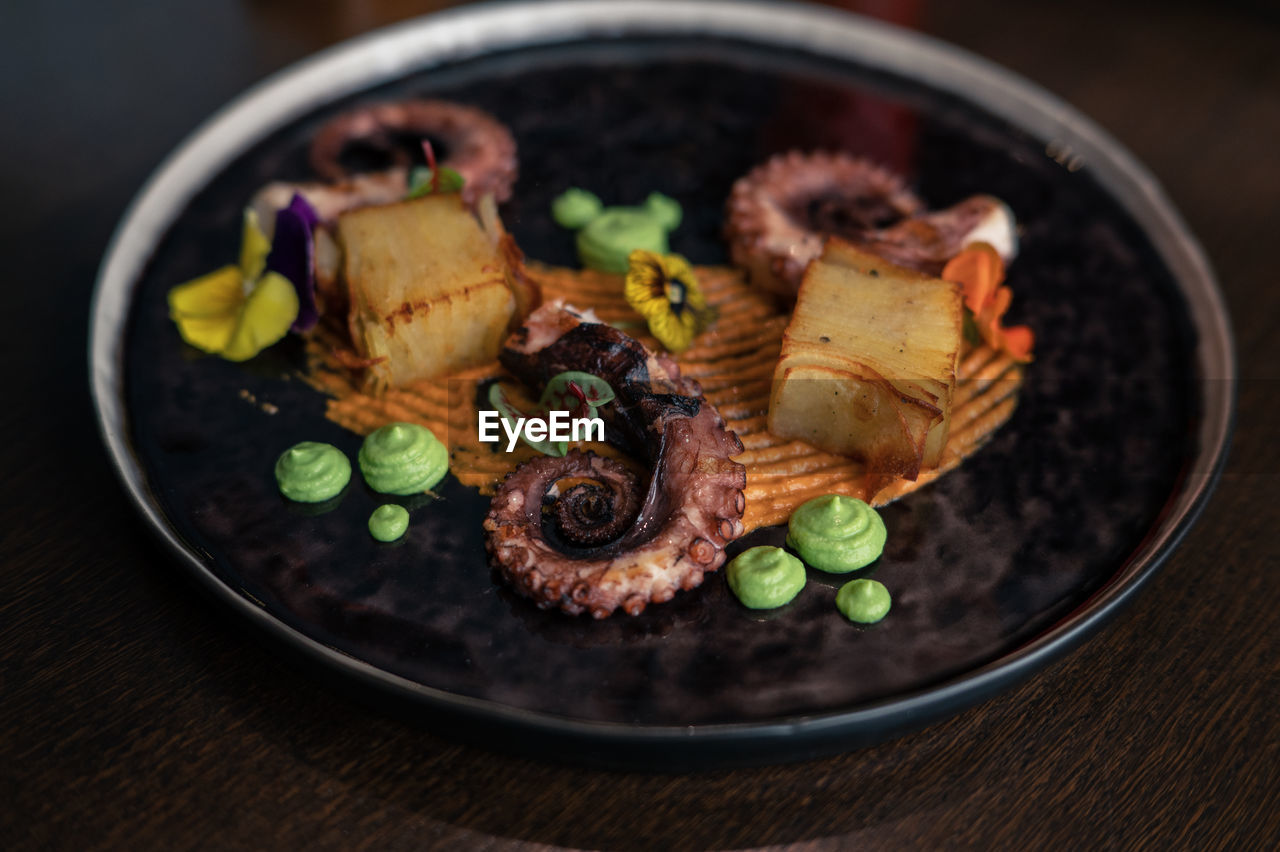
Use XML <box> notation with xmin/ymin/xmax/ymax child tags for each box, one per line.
<box><xmin>770</xmin><ymin>361</ymin><xmax>942</xmax><ymax>478</ymax></box>
<box><xmin>340</xmin><ymin>194</ymin><xmax>516</xmax><ymax>389</ymax></box>
<box><xmin>767</xmin><ymin>238</ymin><xmax>963</xmax><ymax>479</ymax></box>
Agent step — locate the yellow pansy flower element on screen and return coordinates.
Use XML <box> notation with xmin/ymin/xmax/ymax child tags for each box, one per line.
<box><xmin>167</xmin><ymin>209</ymin><xmax>299</xmax><ymax>361</ymax></box>
<box><xmin>624</xmin><ymin>249</ymin><xmax>715</xmax><ymax>353</ymax></box>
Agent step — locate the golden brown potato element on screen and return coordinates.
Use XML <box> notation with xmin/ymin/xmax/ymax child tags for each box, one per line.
<box><xmin>767</xmin><ymin>238</ymin><xmax>963</xmax><ymax>479</ymax></box>
<box><xmin>339</xmin><ymin>194</ymin><xmax>516</xmax><ymax>389</ymax></box>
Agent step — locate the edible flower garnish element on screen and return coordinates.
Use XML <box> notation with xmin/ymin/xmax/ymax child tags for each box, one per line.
<box><xmin>266</xmin><ymin>194</ymin><xmax>320</xmax><ymax>332</ymax></box>
<box><xmin>488</xmin><ymin>371</ymin><xmax>616</xmax><ymax>456</ymax></box>
<box><xmin>406</xmin><ymin>140</ymin><xmax>465</xmax><ymax>198</ymax></box>
<box><xmin>942</xmin><ymin>242</ymin><xmax>1034</xmax><ymax>362</ymax></box>
<box><xmin>624</xmin><ymin>249</ymin><xmax>715</xmax><ymax>353</ymax></box>
<box><xmin>167</xmin><ymin>208</ymin><xmax>299</xmax><ymax>361</ymax></box>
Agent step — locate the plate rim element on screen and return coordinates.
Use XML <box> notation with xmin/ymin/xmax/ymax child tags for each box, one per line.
<box><xmin>87</xmin><ymin>0</ymin><xmax>1236</xmax><ymax>764</ymax></box>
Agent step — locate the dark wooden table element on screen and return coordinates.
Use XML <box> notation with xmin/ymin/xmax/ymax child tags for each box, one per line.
<box><xmin>3</xmin><ymin>1</ymin><xmax>1276</xmax><ymax>848</ymax></box>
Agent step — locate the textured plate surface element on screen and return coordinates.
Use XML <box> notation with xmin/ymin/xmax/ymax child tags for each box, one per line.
<box><xmin>90</xmin><ymin>1</ymin><xmax>1232</xmax><ymax>768</ymax></box>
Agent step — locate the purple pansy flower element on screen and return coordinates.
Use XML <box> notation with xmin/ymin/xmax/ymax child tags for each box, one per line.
<box><xmin>266</xmin><ymin>193</ymin><xmax>321</xmax><ymax>332</ymax></box>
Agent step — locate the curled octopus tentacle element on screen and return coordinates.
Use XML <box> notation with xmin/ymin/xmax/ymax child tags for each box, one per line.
<box><xmin>725</xmin><ymin>150</ymin><xmax>1018</xmax><ymax>297</ymax></box>
<box><xmin>309</xmin><ymin>98</ymin><xmax>517</xmax><ymax>205</ymax></box>
<box><xmin>248</xmin><ymin>99</ymin><xmax>517</xmax><ymax>237</ymax></box>
<box><xmin>483</xmin><ymin>303</ymin><xmax>747</xmax><ymax>619</ymax></box>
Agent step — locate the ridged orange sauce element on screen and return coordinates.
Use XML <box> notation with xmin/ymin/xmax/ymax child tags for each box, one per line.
<box><xmin>305</xmin><ymin>263</ymin><xmax>1022</xmax><ymax>533</ymax></box>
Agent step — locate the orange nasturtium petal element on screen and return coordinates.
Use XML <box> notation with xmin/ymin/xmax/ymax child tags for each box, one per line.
<box><xmin>988</xmin><ymin>283</ymin><xmax>1013</xmax><ymax>320</ymax></box>
<box><xmin>942</xmin><ymin>242</ymin><xmax>1004</xmax><ymax>314</ymax></box>
<box><xmin>944</xmin><ymin>242</ymin><xmax>1034</xmax><ymax>362</ymax></box>
<box><xmin>1001</xmin><ymin>325</ymin><xmax>1035</xmax><ymax>362</ymax></box>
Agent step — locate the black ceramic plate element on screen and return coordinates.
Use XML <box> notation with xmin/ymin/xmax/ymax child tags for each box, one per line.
<box><xmin>90</xmin><ymin>2</ymin><xmax>1233</xmax><ymax>769</ymax></box>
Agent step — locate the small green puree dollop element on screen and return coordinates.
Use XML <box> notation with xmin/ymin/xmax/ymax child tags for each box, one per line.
<box><xmin>726</xmin><ymin>546</ymin><xmax>806</xmax><ymax>609</ymax></box>
<box><xmin>836</xmin><ymin>578</ymin><xmax>891</xmax><ymax>624</ymax></box>
<box><xmin>358</xmin><ymin>422</ymin><xmax>448</xmax><ymax>495</ymax></box>
<box><xmin>552</xmin><ymin>188</ymin><xmax>682</xmax><ymax>274</ymax></box>
<box><xmin>274</xmin><ymin>441</ymin><xmax>351</xmax><ymax>502</ymax></box>
<box><xmin>368</xmin><ymin>504</ymin><xmax>410</xmax><ymax>542</ymax></box>
<box><xmin>786</xmin><ymin>495</ymin><xmax>886</xmax><ymax>573</ymax></box>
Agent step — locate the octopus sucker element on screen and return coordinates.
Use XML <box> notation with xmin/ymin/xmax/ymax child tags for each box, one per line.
<box><xmin>483</xmin><ymin>302</ymin><xmax>747</xmax><ymax>618</ymax></box>
<box><xmin>725</xmin><ymin>150</ymin><xmax>1018</xmax><ymax>296</ymax></box>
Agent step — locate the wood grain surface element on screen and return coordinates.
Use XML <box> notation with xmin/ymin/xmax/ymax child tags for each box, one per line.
<box><xmin>2</xmin><ymin>1</ymin><xmax>1276</xmax><ymax>849</ymax></box>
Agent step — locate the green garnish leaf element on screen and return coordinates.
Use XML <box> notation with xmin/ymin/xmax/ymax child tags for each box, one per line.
<box><xmin>407</xmin><ymin>166</ymin><xmax>466</xmax><ymax>199</ymax></box>
<box><xmin>541</xmin><ymin>371</ymin><xmax>616</xmax><ymax>412</ymax></box>
<box><xmin>962</xmin><ymin>311</ymin><xmax>983</xmax><ymax>347</ymax></box>
<box><xmin>487</xmin><ymin>382</ymin><xmax>567</xmax><ymax>457</ymax></box>
<box><xmin>488</xmin><ymin>373</ymin><xmax>614</xmax><ymax>457</ymax></box>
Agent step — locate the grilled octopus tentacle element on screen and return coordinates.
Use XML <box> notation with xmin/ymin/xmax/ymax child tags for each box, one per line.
<box><xmin>248</xmin><ymin>99</ymin><xmax>518</xmax><ymax>237</ymax></box>
<box><xmin>483</xmin><ymin>303</ymin><xmax>747</xmax><ymax>619</ymax></box>
<box><xmin>725</xmin><ymin>150</ymin><xmax>1018</xmax><ymax>296</ymax></box>
<box><xmin>309</xmin><ymin>99</ymin><xmax>517</xmax><ymax>205</ymax></box>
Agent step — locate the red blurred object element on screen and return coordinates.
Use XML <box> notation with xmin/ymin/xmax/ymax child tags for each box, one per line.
<box><xmin>761</xmin><ymin>0</ymin><xmax>924</xmax><ymax>173</ymax></box>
